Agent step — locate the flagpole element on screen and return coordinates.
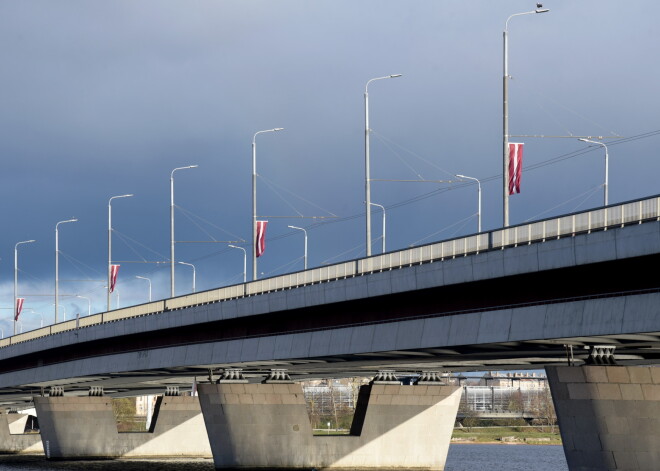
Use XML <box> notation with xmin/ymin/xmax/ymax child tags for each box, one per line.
<box><xmin>365</xmin><ymin>74</ymin><xmax>402</xmax><ymax>256</ymax></box>
<box><xmin>503</xmin><ymin>6</ymin><xmax>549</xmax><ymax>227</ymax></box>
<box><xmin>170</xmin><ymin>166</ymin><xmax>197</xmax><ymax>297</ymax></box>
<box><xmin>252</xmin><ymin>128</ymin><xmax>284</xmax><ymax>281</ymax></box>
<box><xmin>14</xmin><ymin>240</ymin><xmax>35</xmax><ymax>335</ymax></box>
<box><xmin>55</xmin><ymin>219</ymin><xmax>77</xmax><ymax>324</ymax></box>
<box><xmin>108</xmin><ymin>194</ymin><xmax>132</xmax><ymax>311</ymax></box>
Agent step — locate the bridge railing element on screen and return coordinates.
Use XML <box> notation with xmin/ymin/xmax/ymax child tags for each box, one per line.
<box><xmin>2</xmin><ymin>195</ymin><xmax>659</xmax><ymax>348</ymax></box>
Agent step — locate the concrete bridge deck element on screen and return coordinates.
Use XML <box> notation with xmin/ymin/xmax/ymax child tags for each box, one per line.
<box><xmin>0</xmin><ymin>195</ymin><xmax>658</xmax><ymax>470</ymax></box>
<box><xmin>0</xmin><ymin>195</ymin><xmax>657</xmax><ymax>409</ymax></box>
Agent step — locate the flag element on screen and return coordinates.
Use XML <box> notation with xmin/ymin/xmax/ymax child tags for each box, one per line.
<box><xmin>508</xmin><ymin>142</ymin><xmax>524</xmax><ymax>195</ymax></box>
<box><xmin>15</xmin><ymin>298</ymin><xmax>24</xmax><ymax>321</ymax></box>
<box><xmin>110</xmin><ymin>264</ymin><xmax>120</xmax><ymax>293</ymax></box>
<box><xmin>256</xmin><ymin>220</ymin><xmax>268</xmax><ymax>258</ymax></box>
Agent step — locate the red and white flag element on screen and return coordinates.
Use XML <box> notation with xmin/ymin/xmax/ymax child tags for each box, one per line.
<box><xmin>508</xmin><ymin>142</ymin><xmax>524</xmax><ymax>195</ymax></box>
<box><xmin>109</xmin><ymin>264</ymin><xmax>120</xmax><ymax>293</ymax></box>
<box><xmin>256</xmin><ymin>220</ymin><xmax>268</xmax><ymax>258</ymax></box>
<box><xmin>15</xmin><ymin>298</ymin><xmax>24</xmax><ymax>321</ymax></box>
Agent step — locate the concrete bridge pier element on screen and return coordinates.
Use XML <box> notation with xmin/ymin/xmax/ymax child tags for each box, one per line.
<box><xmin>197</xmin><ymin>369</ymin><xmax>461</xmax><ymax>470</ymax></box>
<box><xmin>0</xmin><ymin>412</ymin><xmax>43</xmax><ymax>454</ymax></box>
<box><xmin>546</xmin><ymin>364</ymin><xmax>660</xmax><ymax>471</ymax></box>
<box><xmin>33</xmin><ymin>388</ymin><xmax>211</xmax><ymax>459</ymax></box>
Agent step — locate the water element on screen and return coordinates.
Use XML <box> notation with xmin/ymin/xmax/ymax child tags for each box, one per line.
<box><xmin>0</xmin><ymin>445</ymin><xmax>568</xmax><ymax>470</ymax></box>
<box><xmin>446</xmin><ymin>444</ymin><xmax>568</xmax><ymax>471</ymax></box>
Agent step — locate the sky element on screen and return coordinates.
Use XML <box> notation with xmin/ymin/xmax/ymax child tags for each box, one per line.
<box><xmin>0</xmin><ymin>1</ymin><xmax>658</xmax><ymax>334</ymax></box>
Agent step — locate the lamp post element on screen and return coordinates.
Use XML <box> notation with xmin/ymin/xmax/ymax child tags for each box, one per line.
<box><xmin>177</xmin><ymin>261</ymin><xmax>196</xmax><ymax>293</ymax></box>
<box><xmin>578</xmin><ymin>138</ymin><xmax>609</xmax><ymax>206</ymax></box>
<box><xmin>108</xmin><ymin>194</ymin><xmax>133</xmax><ymax>311</ymax></box>
<box><xmin>171</xmin><ymin>166</ymin><xmax>198</xmax><ymax>297</ymax></box>
<box><xmin>136</xmin><ymin>276</ymin><xmax>152</xmax><ymax>302</ymax></box>
<box><xmin>252</xmin><ymin>128</ymin><xmax>284</xmax><ymax>281</ymax></box>
<box><xmin>287</xmin><ymin>225</ymin><xmax>308</xmax><ymax>270</ymax></box>
<box><xmin>456</xmin><ymin>175</ymin><xmax>482</xmax><ymax>233</ymax></box>
<box><xmin>365</xmin><ymin>74</ymin><xmax>402</xmax><ymax>256</ymax></box>
<box><xmin>503</xmin><ymin>5</ymin><xmax>549</xmax><ymax>227</ymax></box>
<box><xmin>24</xmin><ymin>309</ymin><xmax>43</xmax><ymax>328</ymax></box>
<box><xmin>228</xmin><ymin>245</ymin><xmax>247</xmax><ymax>283</ymax></box>
<box><xmin>368</xmin><ymin>202</ymin><xmax>386</xmax><ymax>254</ymax></box>
<box><xmin>14</xmin><ymin>240</ymin><xmax>35</xmax><ymax>335</ymax></box>
<box><xmin>55</xmin><ymin>218</ymin><xmax>77</xmax><ymax>323</ymax></box>
<box><xmin>75</xmin><ymin>295</ymin><xmax>91</xmax><ymax>316</ymax></box>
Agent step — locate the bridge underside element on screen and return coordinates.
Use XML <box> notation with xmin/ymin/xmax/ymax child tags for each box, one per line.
<box><xmin>1</xmin><ymin>223</ymin><xmax>659</xmax><ymax>410</ymax></box>
<box><xmin>1</xmin><ymin>328</ymin><xmax>658</xmax><ymax>410</ymax></box>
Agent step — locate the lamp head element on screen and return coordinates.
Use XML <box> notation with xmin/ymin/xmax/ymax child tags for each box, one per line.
<box><xmin>390</xmin><ymin>74</ymin><xmax>403</xmax><ymax>78</ymax></box>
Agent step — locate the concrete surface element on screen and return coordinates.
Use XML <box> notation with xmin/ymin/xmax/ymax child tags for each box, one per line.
<box><xmin>0</xmin><ymin>413</ymin><xmax>43</xmax><ymax>454</ymax></box>
<box><xmin>546</xmin><ymin>365</ymin><xmax>660</xmax><ymax>471</ymax></box>
<box><xmin>198</xmin><ymin>381</ymin><xmax>461</xmax><ymax>470</ymax></box>
<box><xmin>33</xmin><ymin>395</ymin><xmax>211</xmax><ymax>459</ymax></box>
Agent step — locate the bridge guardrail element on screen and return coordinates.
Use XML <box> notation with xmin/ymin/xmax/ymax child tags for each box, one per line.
<box><xmin>2</xmin><ymin>195</ymin><xmax>659</xmax><ymax>348</ymax></box>
<box><xmin>105</xmin><ymin>301</ymin><xmax>166</xmax><ymax>321</ymax></box>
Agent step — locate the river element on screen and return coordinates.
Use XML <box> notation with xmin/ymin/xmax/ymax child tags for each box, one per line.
<box><xmin>0</xmin><ymin>444</ymin><xmax>568</xmax><ymax>470</ymax></box>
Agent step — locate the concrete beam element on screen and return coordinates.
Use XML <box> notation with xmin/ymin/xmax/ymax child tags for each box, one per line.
<box><xmin>198</xmin><ymin>381</ymin><xmax>461</xmax><ymax>470</ymax></box>
<box><xmin>546</xmin><ymin>365</ymin><xmax>660</xmax><ymax>471</ymax></box>
<box><xmin>0</xmin><ymin>413</ymin><xmax>43</xmax><ymax>454</ymax></box>
<box><xmin>33</xmin><ymin>395</ymin><xmax>210</xmax><ymax>459</ymax></box>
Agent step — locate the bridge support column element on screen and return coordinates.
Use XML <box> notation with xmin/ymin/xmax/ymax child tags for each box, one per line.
<box><xmin>34</xmin><ymin>392</ymin><xmax>211</xmax><ymax>459</ymax></box>
<box><xmin>198</xmin><ymin>370</ymin><xmax>461</xmax><ymax>470</ymax></box>
<box><xmin>0</xmin><ymin>413</ymin><xmax>43</xmax><ymax>454</ymax></box>
<box><xmin>546</xmin><ymin>365</ymin><xmax>660</xmax><ymax>471</ymax></box>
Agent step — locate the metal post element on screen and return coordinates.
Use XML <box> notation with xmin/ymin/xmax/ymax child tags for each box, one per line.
<box><xmin>55</xmin><ymin>219</ymin><xmax>77</xmax><ymax>324</ymax></box>
<box><xmin>365</xmin><ymin>74</ymin><xmax>402</xmax><ymax>256</ymax></box>
<box><xmin>178</xmin><ymin>261</ymin><xmax>196</xmax><ymax>293</ymax></box>
<box><xmin>578</xmin><ymin>138</ymin><xmax>609</xmax><ymax>206</ymax></box>
<box><xmin>75</xmin><ymin>295</ymin><xmax>91</xmax><ymax>316</ymax></box>
<box><xmin>228</xmin><ymin>245</ymin><xmax>247</xmax><ymax>283</ymax></box>
<box><xmin>136</xmin><ymin>276</ymin><xmax>152</xmax><ymax>302</ymax></box>
<box><xmin>456</xmin><ymin>175</ymin><xmax>482</xmax><ymax>233</ymax></box>
<box><xmin>287</xmin><ymin>226</ymin><xmax>308</xmax><ymax>270</ymax></box>
<box><xmin>503</xmin><ymin>6</ymin><xmax>549</xmax><ymax>227</ymax></box>
<box><xmin>503</xmin><ymin>27</ymin><xmax>509</xmax><ymax>228</ymax></box>
<box><xmin>252</xmin><ymin>128</ymin><xmax>284</xmax><ymax>281</ymax></box>
<box><xmin>108</xmin><ymin>194</ymin><xmax>132</xmax><ymax>311</ymax></box>
<box><xmin>368</xmin><ymin>203</ymin><xmax>386</xmax><ymax>253</ymax></box>
<box><xmin>14</xmin><ymin>240</ymin><xmax>35</xmax><ymax>335</ymax></box>
<box><xmin>170</xmin><ymin>166</ymin><xmax>198</xmax><ymax>297</ymax></box>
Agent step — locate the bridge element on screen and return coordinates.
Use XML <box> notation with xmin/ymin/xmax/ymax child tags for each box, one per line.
<box><xmin>0</xmin><ymin>195</ymin><xmax>658</xmax><ymax>470</ymax></box>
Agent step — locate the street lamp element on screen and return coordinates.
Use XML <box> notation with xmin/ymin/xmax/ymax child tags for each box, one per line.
<box><xmin>75</xmin><ymin>295</ymin><xmax>91</xmax><ymax>316</ymax></box>
<box><xmin>252</xmin><ymin>128</ymin><xmax>284</xmax><ymax>281</ymax></box>
<box><xmin>171</xmin><ymin>166</ymin><xmax>198</xmax><ymax>297</ymax></box>
<box><xmin>368</xmin><ymin>202</ymin><xmax>386</xmax><ymax>254</ymax></box>
<box><xmin>456</xmin><ymin>175</ymin><xmax>482</xmax><ymax>233</ymax></box>
<box><xmin>14</xmin><ymin>239</ymin><xmax>35</xmax><ymax>335</ymax></box>
<box><xmin>365</xmin><ymin>74</ymin><xmax>402</xmax><ymax>256</ymax></box>
<box><xmin>136</xmin><ymin>276</ymin><xmax>152</xmax><ymax>302</ymax></box>
<box><xmin>177</xmin><ymin>261</ymin><xmax>196</xmax><ymax>293</ymax></box>
<box><xmin>578</xmin><ymin>138</ymin><xmax>609</xmax><ymax>206</ymax></box>
<box><xmin>55</xmin><ymin>218</ymin><xmax>77</xmax><ymax>323</ymax></box>
<box><xmin>502</xmin><ymin>4</ymin><xmax>549</xmax><ymax>227</ymax></box>
<box><xmin>24</xmin><ymin>309</ymin><xmax>43</xmax><ymax>328</ymax></box>
<box><xmin>108</xmin><ymin>194</ymin><xmax>133</xmax><ymax>311</ymax></box>
<box><xmin>228</xmin><ymin>245</ymin><xmax>247</xmax><ymax>283</ymax></box>
<box><xmin>287</xmin><ymin>225</ymin><xmax>308</xmax><ymax>270</ymax></box>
